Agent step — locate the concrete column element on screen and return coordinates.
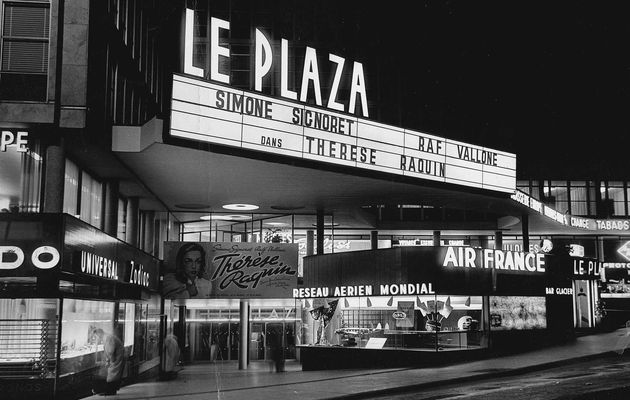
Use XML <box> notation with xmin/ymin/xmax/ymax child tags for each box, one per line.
<box><xmin>126</xmin><ymin>197</ymin><xmax>139</xmax><ymax>247</ymax></box>
<box><xmin>370</xmin><ymin>231</ymin><xmax>378</xmax><ymax>250</ymax></box>
<box><xmin>103</xmin><ymin>181</ymin><xmax>119</xmax><ymax>236</ymax></box>
<box><xmin>432</xmin><ymin>231</ymin><xmax>441</xmax><ymax>247</ymax></box>
<box><xmin>494</xmin><ymin>231</ymin><xmax>503</xmax><ymax>249</ymax></box>
<box><xmin>306</xmin><ymin>230</ymin><xmax>314</xmax><ymax>256</ymax></box>
<box><xmin>239</xmin><ymin>300</ymin><xmax>249</xmax><ymax>370</ymax></box>
<box><xmin>143</xmin><ymin>210</ymin><xmax>155</xmax><ymax>254</ymax></box>
<box><xmin>43</xmin><ymin>145</ymin><xmax>65</xmax><ymax>213</ymax></box>
<box><xmin>316</xmin><ymin>210</ymin><xmax>324</xmax><ymax>255</ymax></box>
<box><xmin>521</xmin><ymin>214</ymin><xmax>530</xmax><ymax>252</ymax></box>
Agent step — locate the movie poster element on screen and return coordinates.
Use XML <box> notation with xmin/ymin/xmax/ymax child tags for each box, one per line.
<box><xmin>162</xmin><ymin>242</ymin><xmax>298</xmax><ymax>299</ymax></box>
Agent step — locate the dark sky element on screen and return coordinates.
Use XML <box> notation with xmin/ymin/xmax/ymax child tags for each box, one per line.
<box><xmin>293</xmin><ymin>1</ymin><xmax>630</xmax><ymax>178</ymax></box>
<box><xmin>192</xmin><ymin>1</ymin><xmax>630</xmax><ymax>178</ymax></box>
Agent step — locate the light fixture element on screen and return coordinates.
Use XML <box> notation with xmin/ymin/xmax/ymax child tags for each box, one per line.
<box><xmin>266</xmin><ymin>222</ymin><xmax>287</xmax><ymax>227</ymax></box>
<box><xmin>311</xmin><ymin>223</ymin><xmax>339</xmax><ymax>227</ymax></box>
<box><xmin>366</xmin><ymin>297</ymin><xmax>372</xmax><ymax>307</ymax></box>
<box><xmin>222</xmin><ymin>203</ymin><xmax>259</xmax><ymax>211</ymax></box>
<box><xmin>465</xmin><ymin>296</ymin><xmax>471</xmax><ymax>307</ymax></box>
<box><xmin>305</xmin><ymin>299</ymin><xmax>311</xmax><ymax>308</ymax></box>
<box><xmin>387</xmin><ymin>296</ymin><xmax>393</xmax><ymax>307</ymax></box>
<box><xmin>344</xmin><ymin>298</ymin><xmax>350</xmax><ymax>308</ymax></box>
<box><xmin>200</xmin><ymin>214</ymin><xmax>250</xmax><ymax>221</ymax></box>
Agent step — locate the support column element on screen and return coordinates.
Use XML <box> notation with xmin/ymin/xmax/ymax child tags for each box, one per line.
<box><xmin>432</xmin><ymin>231</ymin><xmax>441</xmax><ymax>247</ymax></box>
<box><xmin>143</xmin><ymin>210</ymin><xmax>155</xmax><ymax>254</ymax></box>
<box><xmin>239</xmin><ymin>299</ymin><xmax>249</xmax><ymax>370</ymax></box>
<box><xmin>126</xmin><ymin>197</ymin><xmax>139</xmax><ymax>247</ymax></box>
<box><xmin>316</xmin><ymin>209</ymin><xmax>324</xmax><ymax>255</ymax></box>
<box><xmin>493</xmin><ymin>231</ymin><xmax>503</xmax><ymax>291</ymax></box>
<box><xmin>479</xmin><ymin>235</ymin><xmax>489</xmax><ymax>249</ymax></box>
<box><xmin>370</xmin><ymin>231</ymin><xmax>378</xmax><ymax>250</ymax></box>
<box><xmin>43</xmin><ymin>145</ymin><xmax>65</xmax><ymax>213</ymax></box>
<box><xmin>306</xmin><ymin>230</ymin><xmax>314</xmax><ymax>256</ymax></box>
<box><xmin>103</xmin><ymin>181</ymin><xmax>119</xmax><ymax>236</ymax></box>
<box><xmin>521</xmin><ymin>214</ymin><xmax>530</xmax><ymax>252</ymax></box>
<box><xmin>494</xmin><ymin>231</ymin><xmax>503</xmax><ymax>250</ymax></box>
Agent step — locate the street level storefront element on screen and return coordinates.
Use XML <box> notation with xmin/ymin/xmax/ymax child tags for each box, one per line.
<box><xmin>295</xmin><ymin>246</ymin><xmax>573</xmax><ymax>370</ymax></box>
<box><xmin>0</xmin><ymin>214</ymin><xmax>160</xmax><ymax>400</ymax></box>
<box><xmin>161</xmin><ymin>242</ymin><xmax>299</xmax><ymax>366</ymax></box>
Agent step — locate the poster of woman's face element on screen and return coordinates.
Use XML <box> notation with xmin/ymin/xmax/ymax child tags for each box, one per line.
<box><xmin>162</xmin><ymin>242</ymin><xmax>214</xmax><ymax>299</ymax></box>
<box><xmin>161</xmin><ymin>242</ymin><xmax>299</xmax><ymax>299</ymax></box>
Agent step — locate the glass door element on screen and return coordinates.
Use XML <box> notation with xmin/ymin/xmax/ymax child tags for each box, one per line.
<box><xmin>250</xmin><ymin>323</ymin><xmax>264</xmax><ymax>360</ymax></box>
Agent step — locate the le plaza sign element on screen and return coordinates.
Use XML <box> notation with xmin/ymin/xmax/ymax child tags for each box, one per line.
<box><xmin>170</xmin><ymin>9</ymin><xmax>516</xmax><ymax>194</ymax></box>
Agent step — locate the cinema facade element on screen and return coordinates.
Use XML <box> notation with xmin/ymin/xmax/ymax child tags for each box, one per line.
<box><xmin>2</xmin><ymin>0</ymin><xmax>630</xmax><ymax>395</ymax></box>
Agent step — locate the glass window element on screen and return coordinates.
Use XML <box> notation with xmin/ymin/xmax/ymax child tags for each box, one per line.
<box><xmin>516</xmin><ymin>180</ymin><xmax>531</xmax><ymax>195</ymax></box>
<box><xmin>0</xmin><ymin>0</ymin><xmax>50</xmax><ymax>100</ymax></box>
<box><xmin>606</xmin><ymin>181</ymin><xmax>626</xmax><ymax>216</ymax></box>
<box><xmin>299</xmin><ymin>295</ymin><xmax>486</xmax><ymax>351</ymax></box>
<box><xmin>550</xmin><ymin>180</ymin><xmax>568</xmax><ymax>214</ymax></box>
<box><xmin>80</xmin><ymin>171</ymin><xmax>103</xmax><ymax>227</ymax></box>
<box><xmin>117</xmin><ymin>197</ymin><xmax>127</xmax><ymax>240</ymax></box>
<box><xmin>0</xmin><ymin>139</ymin><xmax>42</xmax><ymax>213</ymax></box>
<box><xmin>59</xmin><ymin>299</ymin><xmax>115</xmax><ymax>376</ymax></box>
<box><xmin>489</xmin><ymin>296</ymin><xmax>546</xmax><ymax>330</ymax></box>
<box><xmin>63</xmin><ymin>159</ymin><xmax>79</xmax><ymax>215</ymax></box>
<box><xmin>63</xmin><ymin>159</ymin><xmax>103</xmax><ymax>228</ymax></box>
<box><xmin>0</xmin><ymin>298</ymin><xmax>58</xmax><ymax>378</ymax></box>
<box><xmin>570</xmin><ymin>181</ymin><xmax>589</xmax><ymax>216</ymax></box>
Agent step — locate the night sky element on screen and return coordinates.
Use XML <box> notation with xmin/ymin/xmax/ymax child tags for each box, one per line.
<box><xmin>270</xmin><ymin>1</ymin><xmax>630</xmax><ymax>178</ymax></box>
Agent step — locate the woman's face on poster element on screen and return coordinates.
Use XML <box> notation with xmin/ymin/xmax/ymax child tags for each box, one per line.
<box><xmin>182</xmin><ymin>250</ymin><xmax>203</xmax><ymax>280</ymax></box>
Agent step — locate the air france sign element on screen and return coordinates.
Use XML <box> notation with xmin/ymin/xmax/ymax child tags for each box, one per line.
<box><xmin>171</xmin><ymin>10</ymin><xmax>516</xmax><ymax>194</ymax></box>
<box><xmin>441</xmin><ymin>246</ymin><xmax>546</xmax><ymax>273</ymax></box>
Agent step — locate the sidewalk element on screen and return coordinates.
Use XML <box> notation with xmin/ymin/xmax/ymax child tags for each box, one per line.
<box><xmin>83</xmin><ymin>328</ymin><xmax>630</xmax><ymax>400</ymax></box>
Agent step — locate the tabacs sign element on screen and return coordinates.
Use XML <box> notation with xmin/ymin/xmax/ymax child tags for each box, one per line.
<box><xmin>171</xmin><ymin>9</ymin><xmax>516</xmax><ymax>194</ymax></box>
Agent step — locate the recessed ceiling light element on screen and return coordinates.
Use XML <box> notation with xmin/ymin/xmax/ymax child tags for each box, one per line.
<box><xmin>266</xmin><ymin>222</ymin><xmax>287</xmax><ymax>227</ymax></box>
<box><xmin>311</xmin><ymin>223</ymin><xmax>340</xmax><ymax>227</ymax></box>
<box><xmin>200</xmin><ymin>214</ymin><xmax>251</xmax><ymax>221</ymax></box>
<box><xmin>223</xmin><ymin>203</ymin><xmax>259</xmax><ymax>211</ymax></box>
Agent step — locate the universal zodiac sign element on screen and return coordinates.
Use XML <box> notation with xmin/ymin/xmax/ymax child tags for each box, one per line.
<box><xmin>310</xmin><ymin>299</ymin><xmax>339</xmax><ymax>345</ymax></box>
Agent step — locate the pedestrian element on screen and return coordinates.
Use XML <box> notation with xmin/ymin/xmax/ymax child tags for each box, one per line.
<box><xmin>269</xmin><ymin>327</ymin><xmax>285</xmax><ymax>372</ymax></box>
<box><xmin>162</xmin><ymin>334</ymin><xmax>180</xmax><ymax>380</ymax></box>
<box><xmin>91</xmin><ymin>328</ymin><xmax>125</xmax><ymax>396</ymax></box>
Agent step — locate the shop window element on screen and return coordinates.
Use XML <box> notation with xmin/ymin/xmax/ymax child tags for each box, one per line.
<box><xmin>0</xmin><ymin>139</ymin><xmax>42</xmax><ymax>212</ymax></box>
<box><xmin>0</xmin><ymin>0</ymin><xmax>50</xmax><ymax>101</ymax></box>
<box><xmin>299</xmin><ymin>295</ymin><xmax>486</xmax><ymax>351</ymax></box>
<box><xmin>489</xmin><ymin>296</ymin><xmax>546</xmax><ymax>330</ymax></box>
<box><xmin>59</xmin><ymin>299</ymin><xmax>115</xmax><ymax>376</ymax></box>
<box><xmin>0</xmin><ymin>298</ymin><xmax>58</xmax><ymax>378</ymax></box>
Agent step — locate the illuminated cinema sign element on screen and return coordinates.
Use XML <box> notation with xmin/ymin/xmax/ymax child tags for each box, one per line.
<box><xmin>171</xmin><ymin>75</ymin><xmax>516</xmax><ymax>193</ymax></box>
<box><xmin>183</xmin><ymin>10</ymin><xmax>369</xmax><ymax>117</ymax></box>
<box><xmin>172</xmin><ymin>10</ymin><xmax>516</xmax><ymax>194</ymax></box>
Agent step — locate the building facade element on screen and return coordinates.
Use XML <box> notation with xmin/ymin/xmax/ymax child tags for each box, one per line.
<box><xmin>2</xmin><ymin>0</ymin><xmax>630</xmax><ymax>397</ymax></box>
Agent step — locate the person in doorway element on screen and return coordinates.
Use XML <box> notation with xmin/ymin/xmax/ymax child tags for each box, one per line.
<box><xmin>161</xmin><ymin>334</ymin><xmax>181</xmax><ymax>380</ymax></box>
<box><xmin>268</xmin><ymin>327</ymin><xmax>285</xmax><ymax>372</ymax></box>
<box><xmin>91</xmin><ymin>328</ymin><xmax>125</xmax><ymax>396</ymax></box>
<box><xmin>162</xmin><ymin>243</ymin><xmax>212</xmax><ymax>298</ymax></box>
